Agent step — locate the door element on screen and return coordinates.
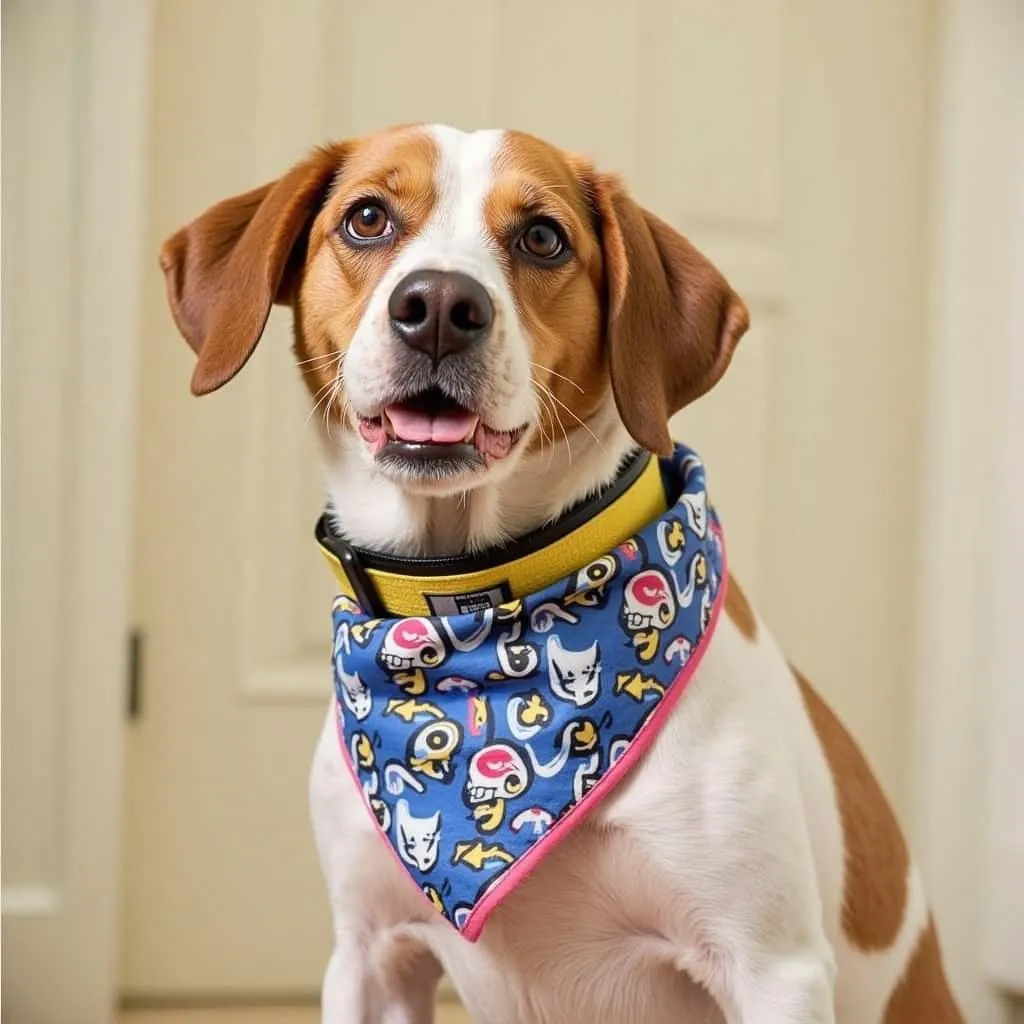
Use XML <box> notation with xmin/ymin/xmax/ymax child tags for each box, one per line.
<box><xmin>124</xmin><ymin>0</ymin><xmax>933</xmax><ymax>997</ymax></box>
<box><xmin>2</xmin><ymin>2</ymin><xmax>153</xmax><ymax>1022</ymax></box>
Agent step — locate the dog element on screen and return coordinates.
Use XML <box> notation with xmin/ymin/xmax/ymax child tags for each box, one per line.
<box><xmin>160</xmin><ymin>124</ymin><xmax>963</xmax><ymax>1023</ymax></box>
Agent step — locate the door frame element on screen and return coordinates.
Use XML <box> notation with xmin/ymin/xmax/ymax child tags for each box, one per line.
<box><xmin>911</xmin><ymin>0</ymin><xmax>1023</xmax><ymax>1020</ymax></box>
<box><xmin>1</xmin><ymin>2</ymin><xmax>154</xmax><ymax>1021</ymax></box>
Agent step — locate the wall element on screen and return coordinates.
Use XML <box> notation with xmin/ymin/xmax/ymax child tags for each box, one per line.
<box><xmin>913</xmin><ymin>0</ymin><xmax>1024</xmax><ymax>1019</ymax></box>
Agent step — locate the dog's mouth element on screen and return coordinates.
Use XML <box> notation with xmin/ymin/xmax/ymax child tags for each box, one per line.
<box><xmin>357</xmin><ymin>388</ymin><xmax>526</xmax><ymax>474</ymax></box>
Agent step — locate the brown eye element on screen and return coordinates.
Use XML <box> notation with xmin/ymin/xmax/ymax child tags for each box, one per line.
<box><xmin>517</xmin><ymin>219</ymin><xmax>569</xmax><ymax>263</ymax></box>
<box><xmin>343</xmin><ymin>202</ymin><xmax>393</xmax><ymax>242</ymax></box>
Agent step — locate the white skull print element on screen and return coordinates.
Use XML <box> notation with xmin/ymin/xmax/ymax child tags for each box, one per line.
<box><xmin>621</xmin><ymin>569</ymin><xmax>676</xmax><ymax>633</ymax></box>
<box><xmin>465</xmin><ymin>743</ymin><xmax>531</xmax><ymax>805</ymax></box>
<box><xmin>378</xmin><ymin>617</ymin><xmax>446</xmax><ymax>672</ymax></box>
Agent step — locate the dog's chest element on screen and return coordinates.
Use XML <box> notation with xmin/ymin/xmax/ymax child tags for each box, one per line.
<box><xmin>312</xmin><ymin>608</ymin><xmax>859</xmax><ymax>1023</ymax></box>
<box><xmin>419</xmin><ymin>823</ymin><xmax>726</xmax><ymax>1024</ymax></box>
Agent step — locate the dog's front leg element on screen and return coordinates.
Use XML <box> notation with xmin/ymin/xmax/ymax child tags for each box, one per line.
<box><xmin>607</xmin><ymin>681</ymin><xmax>837</xmax><ymax>1021</ymax></box>
<box><xmin>321</xmin><ymin>932</ymin><xmax>441</xmax><ymax>1024</ymax></box>
<box><xmin>311</xmin><ymin>706</ymin><xmax>442</xmax><ymax>1023</ymax></box>
<box><xmin>624</xmin><ymin>784</ymin><xmax>836</xmax><ymax>1024</ymax></box>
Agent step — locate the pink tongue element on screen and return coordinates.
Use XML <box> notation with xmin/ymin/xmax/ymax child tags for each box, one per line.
<box><xmin>385</xmin><ymin>404</ymin><xmax>479</xmax><ymax>444</ymax></box>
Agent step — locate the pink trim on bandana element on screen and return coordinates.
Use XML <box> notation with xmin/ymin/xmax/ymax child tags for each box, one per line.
<box><xmin>335</xmin><ymin>712</ymin><xmax>436</xmax><ymax>911</ymax></box>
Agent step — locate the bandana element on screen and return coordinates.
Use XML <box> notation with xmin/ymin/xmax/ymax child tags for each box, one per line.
<box><xmin>323</xmin><ymin>445</ymin><xmax>726</xmax><ymax>940</ymax></box>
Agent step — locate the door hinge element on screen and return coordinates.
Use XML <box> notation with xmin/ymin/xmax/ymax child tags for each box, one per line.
<box><xmin>126</xmin><ymin>628</ymin><xmax>144</xmax><ymax>721</ymax></box>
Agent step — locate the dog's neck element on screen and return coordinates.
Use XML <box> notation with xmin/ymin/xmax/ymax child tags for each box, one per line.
<box><xmin>321</xmin><ymin>401</ymin><xmax>636</xmax><ymax>559</ymax></box>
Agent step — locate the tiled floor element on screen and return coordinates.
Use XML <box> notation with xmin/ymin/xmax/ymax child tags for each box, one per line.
<box><xmin>120</xmin><ymin>1002</ymin><xmax>470</xmax><ymax>1023</ymax></box>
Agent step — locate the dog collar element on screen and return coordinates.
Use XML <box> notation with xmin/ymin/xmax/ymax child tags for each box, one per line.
<box><xmin>316</xmin><ymin>448</ymin><xmax>667</xmax><ymax>618</ymax></box>
<box><xmin>326</xmin><ymin>444</ymin><xmax>727</xmax><ymax>941</ymax></box>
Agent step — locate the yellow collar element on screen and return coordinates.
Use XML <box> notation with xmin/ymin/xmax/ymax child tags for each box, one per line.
<box><xmin>316</xmin><ymin>452</ymin><xmax>667</xmax><ymax>618</ymax></box>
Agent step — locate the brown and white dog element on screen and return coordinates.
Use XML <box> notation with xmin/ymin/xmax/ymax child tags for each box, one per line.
<box><xmin>160</xmin><ymin>124</ymin><xmax>963</xmax><ymax>1023</ymax></box>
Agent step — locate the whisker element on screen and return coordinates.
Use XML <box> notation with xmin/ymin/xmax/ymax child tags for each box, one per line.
<box><xmin>306</xmin><ymin>394</ymin><xmax>332</xmax><ymax>430</ymax></box>
<box><xmin>305</xmin><ymin>389</ymin><xmax>332</xmax><ymax>426</ymax></box>
<box><xmin>534</xmin><ymin>380</ymin><xmax>573</xmax><ymax>465</ymax></box>
<box><xmin>309</xmin><ymin>374</ymin><xmax>339</xmax><ymax>402</ymax></box>
<box><xmin>536</xmin><ymin>401</ymin><xmax>552</xmax><ymax>464</ymax></box>
<box><xmin>540</xmin><ymin>396</ymin><xmax>559</xmax><ymax>471</ymax></box>
<box><xmin>536</xmin><ymin>381</ymin><xmax>601</xmax><ymax>449</ymax></box>
<box><xmin>323</xmin><ymin>372</ymin><xmax>348</xmax><ymax>439</ymax></box>
<box><xmin>531</xmin><ymin>391</ymin><xmax>552</xmax><ymax>467</ymax></box>
<box><xmin>306</xmin><ymin>371</ymin><xmax>344</xmax><ymax>429</ymax></box>
<box><xmin>306</xmin><ymin>384</ymin><xmax>335</xmax><ymax>422</ymax></box>
<box><xmin>530</xmin><ymin>361</ymin><xmax>585</xmax><ymax>394</ymax></box>
<box><xmin>295</xmin><ymin>349</ymin><xmax>347</xmax><ymax>368</ymax></box>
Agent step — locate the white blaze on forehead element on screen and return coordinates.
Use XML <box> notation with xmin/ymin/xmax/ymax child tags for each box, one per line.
<box><xmin>354</xmin><ymin>126</ymin><xmax>510</xmax><ymax>337</ymax></box>
<box><xmin>407</xmin><ymin>125</ymin><xmax>505</xmax><ymax>279</ymax></box>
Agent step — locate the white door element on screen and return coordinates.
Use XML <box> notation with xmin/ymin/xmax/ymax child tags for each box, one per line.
<box><xmin>2</xmin><ymin>3</ymin><xmax>153</xmax><ymax>1022</ymax></box>
<box><xmin>124</xmin><ymin>0</ymin><xmax>934</xmax><ymax>998</ymax></box>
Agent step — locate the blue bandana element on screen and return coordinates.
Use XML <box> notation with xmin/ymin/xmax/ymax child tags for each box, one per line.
<box><xmin>330</xmin><ymin>445</ymin><xmax>726</xmax><ymax>939</ymax></box>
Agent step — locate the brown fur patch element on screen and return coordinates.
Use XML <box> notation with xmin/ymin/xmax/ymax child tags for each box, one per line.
<box><xmin>160</xmin><ymin>142</ymin><xmax>350</xmax><ymax>395</ymax></box>
<box><xmin>578</xmin><ymin>173</ymin><xmax>749</xmax><ymax>455</ymax></box>
<box><xmin>883</xmin><ymin>918</ymin><xmax>963</xmax><ymax>1022</ymax></box>
<box><xmin>724</xmin><ymin>573</ymin><xmax>757</xmax><ymax>641</ymax></box>
<box><xmin>487</xmin><ymin>132</ymin><xmax>610</xmax><ymax>452</ymax></box>
<box><xmin>296</xmin><ymin>127</ymin><xmax>441</xmax><ymax>419</ymax></box>
<box><xmin>792</xmin><ymin>667</ymin><xmax>909</xmax><ymax>951</ymax></box>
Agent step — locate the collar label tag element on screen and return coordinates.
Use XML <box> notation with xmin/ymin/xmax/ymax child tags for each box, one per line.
<box><xmin>425</xmin><ymin>582</ymin><xmax>512</xmax><ymax>616</ymax></box>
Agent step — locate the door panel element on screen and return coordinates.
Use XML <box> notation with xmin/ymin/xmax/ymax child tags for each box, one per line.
<box><xmin>125</xmin><ymin>0</ymin><xmax>931</xmax><ymax>995</ymax></box>
<box><xmin>2</xmin><ymin>3</ymin><xmax>153</xmax><ymax>1021</ymax></box>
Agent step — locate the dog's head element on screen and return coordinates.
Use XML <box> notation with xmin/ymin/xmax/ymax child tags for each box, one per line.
<box><xmin>160</xmin><ymin>124</ymin><xmax>748</xmax><ymax>494</ymax></box>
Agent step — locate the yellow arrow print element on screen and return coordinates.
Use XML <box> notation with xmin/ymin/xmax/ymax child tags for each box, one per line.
<box><xmin>451</xmin><ymin>840</ymin><xmax>515</xmax><ymax>871</ymax></box>
<box><xmin>614</xmin><ymin>671</ymin><xmax>665</xmax><ymax>701</ymax></box>
<box><xmin>383</xmin><ymin>697</ymin><xmax>443</xmax><ymax>721</ymax></box>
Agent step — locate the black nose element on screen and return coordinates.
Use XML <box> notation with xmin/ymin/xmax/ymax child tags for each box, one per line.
<box><xmin>388</xmin><ymin>270</ymin><xmax>494</xmax><ymax>363</ymax></box>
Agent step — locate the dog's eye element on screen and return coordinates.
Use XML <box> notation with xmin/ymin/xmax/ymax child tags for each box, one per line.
<box><xmin>342</xmin><ymin>202</ymin><xmax>393</xmax><ymax>242</ymax></box>
<box><xmin>517</xmin><ymin>218</ymin><xmax>569</xmax><ymax>264</ymax></box>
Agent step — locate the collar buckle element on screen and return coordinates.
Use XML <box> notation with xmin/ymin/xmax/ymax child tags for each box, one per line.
<box><xmin>315</xmin><ymin>514</ymin><xmax>387</xmax><ymax>618</ymax></box>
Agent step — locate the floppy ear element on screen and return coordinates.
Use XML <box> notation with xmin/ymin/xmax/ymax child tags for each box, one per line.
<box><xmin>159</xmin><ymin>144</ymin><xmax>345</xmax><ymax>396</ymax></box>
<box><xmin>587</xmin><ymin>173</ymin><xmax>750</xmax><ymax>455</ymax></box>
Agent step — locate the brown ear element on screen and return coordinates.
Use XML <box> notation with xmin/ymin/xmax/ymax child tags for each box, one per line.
<box><xmin>588</xmin><ymin>173</ymin><xmax>749</xmax><ymax>455</ymax></box>
<box><xmin>158</xmin><ymin>144</ymin><xmax>344</xmax><ymax>395</ymax></box>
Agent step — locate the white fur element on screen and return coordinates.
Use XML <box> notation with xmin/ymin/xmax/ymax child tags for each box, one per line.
<box><xmin>307</xmin><ymin>127</ymin><xmax>932</xmax><ymax>1021</ymax></box>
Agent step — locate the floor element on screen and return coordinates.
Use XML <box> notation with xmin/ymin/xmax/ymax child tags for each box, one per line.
<box><xmin>120</xmin><ymin>1002</ymin><xmax>470</xmax><ymax>1023</ymax></box>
